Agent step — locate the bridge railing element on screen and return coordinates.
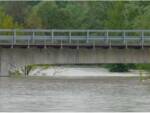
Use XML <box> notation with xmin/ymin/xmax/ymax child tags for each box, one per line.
<box><xmin>0</xmin><ymin>29</ymin><xmax>150</xmax><ymax>48</ymax></box>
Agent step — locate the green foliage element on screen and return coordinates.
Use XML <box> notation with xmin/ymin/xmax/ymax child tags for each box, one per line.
<box><xmin>0</xmin><ymin>7</ymin><xmax>20</xmax><ymax>28</ymax></box>
<box><xmin>26</xmin><ymin>2</ymin><xmax>89</xmax><ymax>29</ymax></box>
<box><xmin>25</xmin><ymin>5</ymin><xmax>42</xmax><ymax>28</ymax></box>
<box><xmin>0</xmin><ymin>1</ymin><xmax>149</xmax><ymax>30</ymax></box>
<box><xmin>1</xmin><ymin>1</ymin><xmax>39</xmax><ymax>25</ymax></box>
<box><xmin>106</xmin><ymin>64</ymin><xmax>129</xmax><ymax>72</ymax></box>
<box><xmin>136</xmin><ymin>64</ymin><xmax>150</xmax><ymax>72</ymax></box>
<box><xmin>104</xmin><ymin>1</ymin><xmax>126</xmax><ymax>29</ymax></box>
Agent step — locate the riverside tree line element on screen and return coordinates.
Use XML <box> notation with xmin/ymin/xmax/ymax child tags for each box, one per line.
<box><xmin>0</xmin><ymin>1</ymin><xmax>150</xmax><ymax>72</ymax></box>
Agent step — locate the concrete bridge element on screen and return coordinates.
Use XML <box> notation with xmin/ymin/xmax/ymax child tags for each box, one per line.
<box><xmin>0</xmin><ymin>29</ymin><xmax>150</xmax><ymax>76</ymax></box>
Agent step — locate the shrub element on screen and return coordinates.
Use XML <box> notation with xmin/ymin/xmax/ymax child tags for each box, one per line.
<box><xmin>107</xmin><ymin>64</ymin><xmax>129</xmax><ymax>72</ymax></box>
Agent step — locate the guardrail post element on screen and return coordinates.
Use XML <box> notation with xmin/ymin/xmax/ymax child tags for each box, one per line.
<box><xmin>51</xmin><ymin>30</ymin><xmax>54</xmax><ymax>44</ymax></box>
<box><xmin>86</xmin><ymin>30</ymin><xmax>89</xmax><ymax>43</ymax></box>
<box><xmin>27</xmin><ymin>38</ymin><xmax>30</xmax><ymax>48</ymax></box>
<box><xmin>77</xmin><ymin>40</ymin><xmax>79</xmax><ymax>50</ymax></box>
<box><xmin>69</xmin><ymin>31</ymin><xmax>71</xmax><ymax>43</ymax></box>
<box><xmin>11</xmin><ymin>29</ymin><xmax>16</xmax><ymax>48</ymax></box>
<box><xmin>123</xmin><ymin>31</ymin><xmax>125</xmax><ymax>44</ymax></box>
<box><xmin>61</xmin><ymin>39</ymin><xmax>63</xmax><ymax>49</ymax></box>
<box><xmin>109</xmin><ymin>39</ymin><xmax>111</xmax><ymax>49</ymax></box>
<box><xmin>93</xmin><ymin>40</ymin><xmax>95</xmax><ymax>50</ymax></box>
<box><xmin>32</xmin><ymin>31</ymin><xmax>35</xmax><ymax>44</ymax></box>
<box><xmin>141</xmin><ymin>31</ymin><xmax>144</xmax><ymax>48</ymax></box>
<box><xmin>44</xmin><ymin>38</ymin><xmax>47</xmax><ymax>49</ymax></box>
<box><xmin>106</xmin><ymin>31</ymin><xmax>111</xmax><ymax>48</ymax></box>
<box><xmin>14</xmin><ymin>29</ymin><xmax>16</xmax><ymax>44</ymax></box>
<box><xmin>105</xmin><ymin>31</ymin><xmax>109</xmax><ymax>45</ymax></box>
<box><xmin>123</xmin><ymin>31</ymin><xmax>128</xmax><ymax>48</ymax></box>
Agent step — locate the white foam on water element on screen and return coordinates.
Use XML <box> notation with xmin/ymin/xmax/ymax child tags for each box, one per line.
<box><xmin>28</xmin><ymin>66</ymin><xmax>145</xmax><ymax>77</ymax></box>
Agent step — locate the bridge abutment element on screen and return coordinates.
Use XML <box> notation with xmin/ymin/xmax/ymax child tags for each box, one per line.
<box><xmin>0</xmin><ymin>48</ymin><xmax>149</xmax><ymax>76</ymax></box>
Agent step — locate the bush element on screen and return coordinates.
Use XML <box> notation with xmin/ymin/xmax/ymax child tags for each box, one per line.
<box><xmin>107</xmin><ymin>64</ymin><xmax>129</xmax><ymax>72</ymax></box>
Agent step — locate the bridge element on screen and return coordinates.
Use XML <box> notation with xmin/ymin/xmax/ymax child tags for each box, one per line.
<box><xmin>0</xmin><ymin>29</ymin><xmax>150</xmax><ymax>76</ymax></box>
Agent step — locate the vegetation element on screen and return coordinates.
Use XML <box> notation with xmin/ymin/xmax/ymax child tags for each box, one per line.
<box><xmin>0</xmin><ymin>1</ymin><xmax>150</xmax><ymax>72</ymax></box>
<box><xmin>105</xmin><ymin>64</ymin><xmax>129</xmax><ymax>72</ymax></box>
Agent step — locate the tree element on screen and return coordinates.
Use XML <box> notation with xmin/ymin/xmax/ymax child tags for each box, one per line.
<box><xmin>0</xmin><ymin>1</ymin><xmax>40</xmax><ymax>25</ymax></box>
<box><xmin>0</xmin><ymin>7</ymin><xmax>19</xmax><ymax>28</ymax></box>
<box><xmin>104</xmin><ymin>1</ymin><xmax>127</xmax><ymax>29</ymax></box>
<box><xmin>133</xmin><ymin>5</ymin><xmax>150</xmax><ymax>29</ymax></box>
<box><xmin>26</xmin><ymin>1</ymin><xmax>89</xmax><ymax>29</ymax></box>
<box><xmin>25</xmin><ymin>5</ymin><xmax>42</xmax><ymax>28</ymax></box>
<box><xmin>83</xmin><ymin>1</ymin><xmax>110</xmax><ymax>29</ymax></box>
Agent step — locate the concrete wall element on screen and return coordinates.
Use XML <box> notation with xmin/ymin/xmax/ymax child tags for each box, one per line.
<box><xmin>0</xmin><ymin>48</ymin><xmax>150</xmax><ymax>76</ymax></box>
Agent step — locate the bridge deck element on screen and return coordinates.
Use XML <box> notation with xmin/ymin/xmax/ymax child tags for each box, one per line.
<box><xmin>0</xmin><ymin>29</ymin><xmax>150</xmax><ymax>48</ymax></box>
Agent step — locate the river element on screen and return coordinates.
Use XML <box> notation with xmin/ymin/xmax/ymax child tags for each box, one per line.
<box><xmin>0</xmin><ymin>76</ymin><xmax>150</xmax><ymax>112</ymax></box>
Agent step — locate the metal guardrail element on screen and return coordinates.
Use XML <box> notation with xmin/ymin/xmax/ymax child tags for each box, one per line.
<box><xmin>0</xmin><ymin>29</ymin><xmax>150</xmax><ymax>48</ymax></box>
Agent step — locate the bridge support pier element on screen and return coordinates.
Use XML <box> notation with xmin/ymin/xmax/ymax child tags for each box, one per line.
<box><xmin>0</xmin><ymin>48</ymin><xmax>150</xmax><ymax>76</ymax></box>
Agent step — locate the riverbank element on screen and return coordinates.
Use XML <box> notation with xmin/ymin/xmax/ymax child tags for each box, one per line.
<box><xmin>28</xmin><ymin>66</ymin><xmax>148</xmax><ymax>77</ymax></box>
